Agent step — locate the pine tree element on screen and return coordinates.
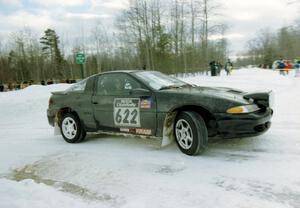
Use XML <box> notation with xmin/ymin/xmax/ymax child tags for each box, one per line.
<box><xmin>40</xmin><ymin>29</ymin><xmax>64</xmax><ymax>79</ymax></box>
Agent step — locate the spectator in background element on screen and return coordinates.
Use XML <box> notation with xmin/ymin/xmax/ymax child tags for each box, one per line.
<box><xmin>0</xmin><ymin>82</ymin><xmax>4</xmax><ymax>92</ymax></box>
<box><xmin>294</xmin><ymin>60</ymin><xmax>300</xmax><ymax>77</ymax></box>
<box><xmin>15</xmin><ymin>83</ymin><xmax>21</xmax><ymax>90</ymax></box>
<box><xmin>47</xmin><ymin>80</ymin><xmax>54</xmax><ymax>85</ymax></box>
<box><xmin>217</xmin><ymin>61</ymin><xmax>222</xmax><ymax>76</ymax></box>
<box><xmin>284</xmin><ymin>60</ymin><xmax>293</xmax><ymax>75</ymax></box>
<box><xmin>225</xmin><ymin>59</ymin><xmax>233</xmax><ymax>75</ymax></box>
<box><xmin>278</xmin><ymin>59</ymin><xmax>285</xmax><ymax>75</ymax></box>
<box><xmin>209</xmin><ymin>60</ymin><xmax>218</xmax><ymax>76</ymax></box>
<box><xmin>21</xmin><ymin>81</ymin><xmax>28</xmax><ymax>89</ymax></box>
<box><xmin>7</xmin><ymin>83</ymin><xmax>13</xmax><ymax>91</ymax></box>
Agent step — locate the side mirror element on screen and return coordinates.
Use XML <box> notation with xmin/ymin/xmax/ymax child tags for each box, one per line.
<box><xmin>129</xmin><ymin>88</ymin><xmax>151</xmax><ymax>96</ymax></box>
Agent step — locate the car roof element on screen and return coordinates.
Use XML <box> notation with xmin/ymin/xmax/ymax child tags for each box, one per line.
<box><xmin>95</xmin><ymin>70</ymin><xmax>156</xmax><ymax>75</ymax></box>
<box><xmin>86</xmin><ymin>70</ymin><xmax>160</xmax><ymax>82</ymax></box>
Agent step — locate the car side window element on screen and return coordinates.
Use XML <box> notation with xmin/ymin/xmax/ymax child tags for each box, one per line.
<box><xmin>96</xmin><ymin>73</ymin><xmax>142</xmax><ymax>95</ymax></box>
<box><xmin>66</xmin><ymin>79</ymin><xmax>87</xmax><ymax>92</ymax></box>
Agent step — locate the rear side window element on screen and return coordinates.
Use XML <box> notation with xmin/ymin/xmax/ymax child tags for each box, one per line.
<box><xmin>66</xmin><ymin>79</ymin><xmax>87</xmax><ymax>92</ymax></box>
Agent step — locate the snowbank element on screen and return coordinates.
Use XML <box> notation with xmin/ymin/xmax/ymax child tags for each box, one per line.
<box><xmin>0</xmin><ymin>68</ymin><xmax>300</xmax><ymax>208</ymax></box>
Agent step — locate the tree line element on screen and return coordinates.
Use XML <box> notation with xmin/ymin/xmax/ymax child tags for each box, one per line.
<box><xmin>236</xmin><ymin>19</ymin><xmax>300</xmax><ymax>68</ymax></box>
<box><xmin>0</xmin><ymin>0</ymin><xmax>228</xmax><ymax>83</ymax></box>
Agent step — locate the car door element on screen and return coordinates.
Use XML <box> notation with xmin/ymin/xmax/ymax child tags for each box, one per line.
<box><xmin>92</xmin><ymin>73</ymin><xmax>157</xmax><ymax>136</ymax></box>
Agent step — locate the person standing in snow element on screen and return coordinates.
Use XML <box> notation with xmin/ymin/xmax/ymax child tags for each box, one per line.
<box><xmin>142</xmin><ymin>64</ymin><xmax>146</xmax><ymax>70</ymax></box>
<box><xmin>295</xmin><ymin>60</ymin><xmax>300</xmax><ymax>77</ymax></box>
<box><xmin>217</xmin><ymin>61</ymin><xmax>222</xmax><ymax>76</ymax></box>
<box><xmin>0</xmin><ymin>82</ymin><xmax>4</xmax><ymax>92</ymax></box>
<box><xmin>209</xmin><ymin>60</ymin><xmax>218</xmax><ymax>76</ymax></box>
<box><xmin>278</xmin><ymin>59</ymin><xmax>285</xmax><ymax>75</ymax></box>
<box><xmin>285</xmin><ymin>60</ymin><xmax>293</xmax><ymax>75</ymax></box>
<box><xmin>225</xmin><ymin>59</ymin><xmax>233</xmax><ymax>75</ymax></box>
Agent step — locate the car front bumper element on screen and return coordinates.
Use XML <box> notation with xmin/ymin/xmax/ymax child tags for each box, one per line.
<box><xmin>214</xmin><ymin>108</ymin><xmax>273</xmax><ymax>138</ymax></box>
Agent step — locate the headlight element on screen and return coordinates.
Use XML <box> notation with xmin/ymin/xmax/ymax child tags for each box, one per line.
<box><xmin>226</xmin><ymin>104</ymin><xmax>260</xmax><ymax>114</ymax></box>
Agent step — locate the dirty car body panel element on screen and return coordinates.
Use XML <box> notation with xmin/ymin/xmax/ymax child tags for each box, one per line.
<box><xmin>47</xmin><ymin>70</ymin><xmax>273</xmax><ymax>145</ymax></box>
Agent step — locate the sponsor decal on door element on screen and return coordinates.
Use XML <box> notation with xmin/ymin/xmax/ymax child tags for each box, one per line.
<box><xmin>140</xmin><ymin>98</ymin><xmax>152</xmax><ymax>109</ymax></box>
<box><xmin>114</xmin><ymin>98</ymin><xmax>140</xmax><ymax>127</ymax></box>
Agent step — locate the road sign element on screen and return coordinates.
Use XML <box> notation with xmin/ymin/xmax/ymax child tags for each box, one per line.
<box><xmin>76</xmin><ymin>53</ymin><xmax>85</xmax><ymax>65</ymax></box>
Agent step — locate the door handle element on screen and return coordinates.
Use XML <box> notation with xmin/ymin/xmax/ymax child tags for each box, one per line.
<box><xmin>92</xmin><ymin>101</ymin><xmax>98</xmax><ymax>105</ymax></box>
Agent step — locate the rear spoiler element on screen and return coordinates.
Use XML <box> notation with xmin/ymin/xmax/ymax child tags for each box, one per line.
<box><xmin>51</xmin><ymin>91</ymin><xmax>67</xmax><ymax>95</ymax></box>
<box><xmin>244</xmin><ymin>91</ymin><xmax>274</xmax><ymax>108</ymax></box>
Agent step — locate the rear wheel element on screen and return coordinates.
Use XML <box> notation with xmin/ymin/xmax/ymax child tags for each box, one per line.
<box><xmin>60</xmin><ymin>113</ymin><xmax>86</xmax><ymax>143</ymax></box>
<box><xmin>174</xmin><ymin>111</ymin><xmax>208</xmax><ymax>155</ymax></box>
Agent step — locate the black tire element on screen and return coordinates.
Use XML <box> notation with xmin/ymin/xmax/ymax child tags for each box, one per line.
<box><xmin>174</xmin><ymin>111</ymin><xmax>208</xmax><ymax>155</ymax></box>
<box><xmin>60</xmin><ymin>113</ymin><xmax>86</xmax><ymax>143</ymax></box>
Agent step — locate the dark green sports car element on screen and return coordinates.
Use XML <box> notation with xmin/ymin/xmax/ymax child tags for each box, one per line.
<box><xmin>47</xmin><ymin>70</ymin><xmax>274</xmax><ymax>155</ymax></box>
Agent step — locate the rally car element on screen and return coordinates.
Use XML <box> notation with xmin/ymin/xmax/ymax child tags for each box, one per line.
<box><xmin>47</xmin><ymin>70</ymin><xmax>274</xmax><ymax>155</ymax></box>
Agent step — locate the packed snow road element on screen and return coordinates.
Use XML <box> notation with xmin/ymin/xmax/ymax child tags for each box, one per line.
<box><xmin>0</xmin><ymin>68</ymin><xmax>300</xmax><ymax>208</ymax></box>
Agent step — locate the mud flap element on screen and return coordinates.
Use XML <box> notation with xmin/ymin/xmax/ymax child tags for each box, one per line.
<box><xmin>54</xmin><ymin>121</ymin><xmax>60</xmax><ymax>136</ymax></box>
<box><xmin>161</xmin><ymin>112</ymin><xmax>177</xmax><ymax>147</ymax></box>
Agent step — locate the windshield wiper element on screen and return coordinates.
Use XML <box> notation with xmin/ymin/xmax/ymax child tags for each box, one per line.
<box><xmin>159</xmin><ymin>84</ymin><xmax>191</xmax><ymax>90</ymax></box>
<box><xmin>159</xmin><ymin>85</ymin><xmax>181</xmax><ymax>90</ymax></box>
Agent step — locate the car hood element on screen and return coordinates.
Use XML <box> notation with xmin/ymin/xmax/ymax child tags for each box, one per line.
<box><xmin>160</xmin><ymin>86</ymin><xmax>249</xmax><ymax>104</ymax></box>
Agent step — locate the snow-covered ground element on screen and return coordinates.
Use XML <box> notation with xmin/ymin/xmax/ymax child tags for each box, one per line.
<box><xmin>0</xmin><ymin>68</ymin><xmax>300</xmax><ymax>208</ymax></box>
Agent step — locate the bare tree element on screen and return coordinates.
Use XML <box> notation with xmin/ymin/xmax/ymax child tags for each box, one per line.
<box><xmin>198</xmin><ymin>0</ymin><xmax>224</xmax><ymax>67</ymax></box>
<box><xmin>0</xmin><ymin>0</ymin><xmax>231</xmax><ymax>83</ymax></box>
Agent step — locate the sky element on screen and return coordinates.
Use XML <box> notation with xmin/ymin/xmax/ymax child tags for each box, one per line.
<box><xmin>0</xmin><ymin>0</ymin><xmax>299</xmax><ymax>55</ymax></box>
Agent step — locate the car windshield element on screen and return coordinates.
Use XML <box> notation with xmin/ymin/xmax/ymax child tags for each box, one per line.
<box><xmin>135</xmin><ymin>71</ymin><xmax>190</xmax><ymax>90</ymax></box>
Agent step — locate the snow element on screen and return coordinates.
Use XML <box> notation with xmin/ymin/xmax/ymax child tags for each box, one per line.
<box><xmin>0</xmin><ymin>179</ymin><xmax>106</xmax><ymax>208</ymax></box>
<box><xmin>0</xmin><ymin>68</ymin><xmax>300</xmax><ymax>208</ymax></box>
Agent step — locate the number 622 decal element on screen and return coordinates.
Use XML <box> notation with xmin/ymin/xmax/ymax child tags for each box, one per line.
<box><xmin>113</xmin><ymin>98</ymin><xmax>140</xmax><ymax>127</ymax></box>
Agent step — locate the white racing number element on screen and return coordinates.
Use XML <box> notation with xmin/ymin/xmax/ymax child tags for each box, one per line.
<box><xmin>114</xmin><ymin>98</ymin><xmax>140</xmax><ymax>127</ymax></box>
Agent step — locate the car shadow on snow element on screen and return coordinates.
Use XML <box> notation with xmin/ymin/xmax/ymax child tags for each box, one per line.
<box><xmin>204</xmin><ymin>136</ymin><xmax>269</xmax><ymax>160</ymax></box>
<box><xmin>68</xmin><ymin>132</ymin><xmax>271</xmax><ymax>160</ymax></box>
<box><xmin>81</xmin><ymin>133</ymin><xmax>163</xmax><ymax>151</ymax></box>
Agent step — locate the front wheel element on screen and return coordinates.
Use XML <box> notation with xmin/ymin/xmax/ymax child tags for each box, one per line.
<box><xmin>60</xmin><ymin>113</ymin><xmax>86</xmax><ymax>143</ymax></box>
<box><xmin>174</xmin><ymin>111</ymin><xmax>208</xmax><ymax>155</ymax></box>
